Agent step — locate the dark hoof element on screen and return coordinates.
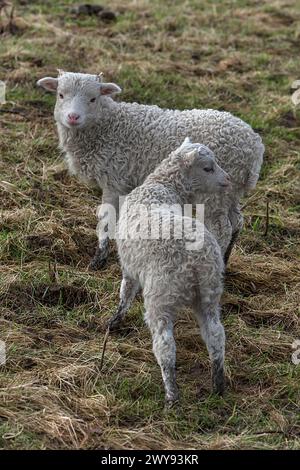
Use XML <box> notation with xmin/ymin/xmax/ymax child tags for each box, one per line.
<box><xmin>89</xmin><ymin>254</ymin><xmax>107</xmax><ymax>271</ymax></box>
<box><xmin>107</xmin><ymin>317</ymin><xmax>121</xmax><ymax>331</ymax></box>
<box><xmin>213</xmin><ymin>376</ymin><xmax>225</xmax><ymax>397</ymax></box>
<box><xmin>164</xmin><ymin>398</ymin><xmax>179</xmax><ymax>411</ymax></box>
<box><xmin>164</xmin><ymin>387</ymin><xmax>179</xmax><ymax>410</ymax></box>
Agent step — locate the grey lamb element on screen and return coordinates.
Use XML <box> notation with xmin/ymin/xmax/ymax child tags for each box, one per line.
<box><xmin>37</xmin><ymin>71</ymin><xmax>264</xmax><ymax>268</ymax></box>
<box><xmin>109</xmin><ymin>137</ymin><xmax>231</xmax><ymax>406</ymax></box>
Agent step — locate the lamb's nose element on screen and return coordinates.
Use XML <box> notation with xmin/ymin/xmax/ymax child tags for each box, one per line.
<box><xmin>68</xmin><ymin>113</ymin><xmax>80</xmax><ymax>123</ymax></box>
<box><xmin>224</xmin><ymin>176</ymin><xmax>232</xmax><ymax>188</ymax></box>
<box><xmin>220</xmin><ymin>174</ymin><xmax>232</xmax><ymax>188</ymax></box>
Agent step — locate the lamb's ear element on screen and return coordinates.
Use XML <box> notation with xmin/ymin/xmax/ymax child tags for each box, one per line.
<box><xmin>181</xmin><ymin>149</ymin><xmax>197</xmax><ymax>168</ymax></box>
<box><xmin>100</xmin><ymin>82</ymin><xmax>122</xmax><ymax>96</ymax></box>
<box><xmin>182</xmin><ymin>136</ymin><xmax>192</xmax><ymax>146</ymax></box>
<box><xmin>174</xmin><ymin>137</ymin><xmax>193</xmax><ymax>155</ymax></box>
<box><xmin>36</xmin><ymin>77</ymin><xmax>58</xmax><ymax>92</ymax></box>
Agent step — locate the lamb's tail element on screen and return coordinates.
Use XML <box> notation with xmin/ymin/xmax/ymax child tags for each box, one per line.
<box><xmin>244</xmin><ymin>131</ymin><xmax>265</xmax><ymax>193</ymax></box>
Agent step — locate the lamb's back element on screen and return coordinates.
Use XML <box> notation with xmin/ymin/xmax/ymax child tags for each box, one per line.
<box><xmin>114</xmin><ymin>103</ymin><xmax>264</xmax><ymax>192</ymax></box>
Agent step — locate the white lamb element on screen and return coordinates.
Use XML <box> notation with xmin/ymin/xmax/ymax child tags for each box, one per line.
<box><xmin>109</xmin><ymin>138</ymin><xmax>231</xmax><ymax>406</ymax></box>
<box><xmin>37</xmin><ymin>71</ymin><xmax>264</xmax><ymax>268</ymax></box>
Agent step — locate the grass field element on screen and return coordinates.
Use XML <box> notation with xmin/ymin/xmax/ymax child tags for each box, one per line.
<box><xmin>0</xmin><ymin>0</ymin><xmax>300</xmax><ymax>450</ymax></box>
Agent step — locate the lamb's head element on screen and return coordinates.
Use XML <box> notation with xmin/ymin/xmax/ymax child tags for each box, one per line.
<box><xmin>37</xmin><ymin>70</ymin><xmax>121</xmax><ymax>129</ymax></box>
<box><xmin>173</xmin><ymin>137</ymin><xmax>232</xmax><ymax>193</ymax></box>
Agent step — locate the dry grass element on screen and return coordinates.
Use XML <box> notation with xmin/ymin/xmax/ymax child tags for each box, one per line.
<box><xmin>0</xmin><ymin>0</ymin><xmax>300</xmax><ymax>450</ymax></box>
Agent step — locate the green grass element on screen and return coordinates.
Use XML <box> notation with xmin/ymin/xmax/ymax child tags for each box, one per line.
<box><xmin>0</xmin><ymin>0</ymin><xmax>299</xmax><ymax>450</ymax></box>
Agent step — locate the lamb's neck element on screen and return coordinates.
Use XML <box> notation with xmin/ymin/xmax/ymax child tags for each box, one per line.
<box><xmin>57</xmin><ymin>122</ymin><xmax>101</xmax><ymax>153</ymax></box>
<box><xmin>56</xmin><ymin>122</ymin><xmax>100</xmax><ymax>186</ymax></box>
<box><xmin>148</xmin><ymin>170</ymin><xmax>192</xmax><ymax>204</ymax></box>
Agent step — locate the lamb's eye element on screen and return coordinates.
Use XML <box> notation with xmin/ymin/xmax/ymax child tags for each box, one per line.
<box><xmin>59</xmin><ymin>93</ymin><xmax>64</xmax><ymax>99</ymax></box>
<box><xmin>204</xmin><ymin>167</ymin><xmax>214</xmax><ymax>173</ymax></box>
<box><xmin>90</xmin><ymin>97</ymin><xmax>96</xmax><ymax>103</ymax></box>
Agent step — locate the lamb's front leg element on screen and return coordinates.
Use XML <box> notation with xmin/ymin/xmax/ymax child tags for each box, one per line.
<box><xmin>89</xmin><ymin>189</ymin><xmax>120</xmax><ymax>270</ymax></box>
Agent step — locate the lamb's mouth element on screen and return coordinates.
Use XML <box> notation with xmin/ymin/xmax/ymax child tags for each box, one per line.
<box><xmin>65</xmin><ymin>121</ymin><xmax>84</xmax><ymax>129</ymax></box>
<box><xmin>219</xmin><ymin>182</ymin><xmax>232</xmax><ymax>189</ymax></box>
<box><xmin>68</xmin><ymin>122</ymin><xmax>81</xmax><ymax>127</ymax></box>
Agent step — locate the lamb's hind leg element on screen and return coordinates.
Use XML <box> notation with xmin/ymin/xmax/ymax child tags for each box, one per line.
<box><xmin>144</xmin><ymin>306</ymin><xmax>179</xmax><ymax>407</ymax></box>
<box><xmin>108</xmin><ymin>275</ymin><xmax>140</xmax><ymax>330</ymax></box>
<box><xmin>193</xmin><ymin>294</ymin><xmax>225</xmax><ymax>396</ymax></box>
<box><xmin>224</xmin><ymin>203</ymin><xmax>244</xmax><ymax>265</ymax></box>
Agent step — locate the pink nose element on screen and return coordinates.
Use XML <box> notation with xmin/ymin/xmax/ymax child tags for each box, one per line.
<box><xmin>221</xmin><ymin>175</ymin><xmax>232</xmax><ymax>188</ymax></box>
<box><xmin>68</xmin><ymin>113</ymin><xmax>80</xmax><ymax>123</ymax></box>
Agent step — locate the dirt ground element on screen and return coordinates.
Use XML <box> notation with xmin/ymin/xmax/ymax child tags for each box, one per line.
<box><xmin>0</xmin><ymin>0</ymin><xmax>299</xmax><ymax>449</ymax></box>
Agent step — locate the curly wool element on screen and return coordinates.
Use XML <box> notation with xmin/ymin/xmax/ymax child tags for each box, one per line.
<box><xmin>117</xmin><ymin>143</ymin><xmax>225</xmax><ymax>299</ymax></box>
<box><xmin>54</xmin><ymin>72</ymin><xmax>264</xmax><ymax>255</ymax></box>
<box><xmin>114</xmin><ymin>142</ymin><xmax>226</xmax><ymax>403</ymax></box>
